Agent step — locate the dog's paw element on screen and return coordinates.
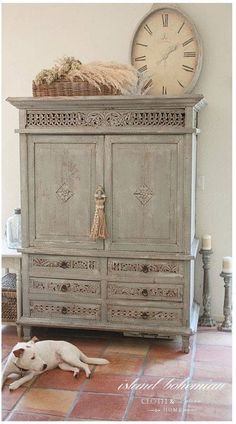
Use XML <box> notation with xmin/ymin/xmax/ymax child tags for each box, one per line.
<box><xmin>9</xmin><ymin>381</ymin><xmax>20</xmax><ymax>391</ymax></box>
<box><xmin>73</xmin><ymin>370</ymin><xmax>80</xmax><ymax>378</ymax></box>
<box><xmin>31</xmin><ymin>336</ymin><xmax>39</xmax><ymax>343</ymax></box>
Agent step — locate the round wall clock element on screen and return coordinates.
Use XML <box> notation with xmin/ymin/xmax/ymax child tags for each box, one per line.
<box><xmin>131</xmin><ymin>4</ymin><xmax>203</xmax><ymax>95</ymax></box>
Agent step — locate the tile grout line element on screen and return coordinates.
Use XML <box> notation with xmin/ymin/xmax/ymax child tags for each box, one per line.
<box><xmin>64</xmin><ymin>335</ymin><xmax>149</xmax><ymax>421</ymax></box>
<box><xmin>63</xmin><ymin>376</ymin><xmax>94</xmax><ymax>420</ymax></box>
<box><xmin>64</xmin><ymin>336</ymin><xmax>112</xmax><ymax>420</ymax></box>
<box><xmin>121</xmin><ymin>336</ymin><xmax>192</xmax><ymax>420</ymax></box>
<box><xmin>180</xmin><ymin>334</ymin><xmax>197</xmax><ymax>421</ymax></box>
<box><xmin>122</xmin><ymin>340</ymin><xmax>152</xmax><ymax>421</ymax></box>
<box><xmin>6</xmin><ymin>409</ymin><xmax>64</xmax><ymax>421</ymax></box>
<box><xmin>4</xmin><ymin>376</ymin><xmax>39</xmax><ymax>421</ymax></box>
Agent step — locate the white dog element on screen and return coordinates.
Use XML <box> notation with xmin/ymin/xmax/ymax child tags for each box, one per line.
<box><xmin>2</xmin><ymin>336</ymin><xmax>109</xmax><ymax>391</ymax></box>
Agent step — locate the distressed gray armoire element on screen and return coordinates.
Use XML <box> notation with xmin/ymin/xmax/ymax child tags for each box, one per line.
<box><xmin>8</xmin><ymin>95</ymin><xmax>206</xmax><ymax>352</ymax></box>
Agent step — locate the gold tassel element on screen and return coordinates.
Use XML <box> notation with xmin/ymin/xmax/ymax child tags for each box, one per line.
<box><xmin>90</xmin><ymin>186</ymin><xmax>108</xmax><ymax>240</ymax></box>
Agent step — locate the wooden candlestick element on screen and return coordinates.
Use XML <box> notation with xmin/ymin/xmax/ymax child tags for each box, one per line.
<box><xmin>198</xmin><ymin>249</ymin><xmax>216</xmax><ymax>327</ymax></box>
<box><xmin>217</xmin><ymin>271</ymin><xmax>232</xmax><ymax>332</ymax></box>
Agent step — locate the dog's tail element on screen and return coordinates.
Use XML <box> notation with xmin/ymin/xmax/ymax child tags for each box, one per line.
<box><xmin>79</xmin><ymin>352</ymin><xmax>109</xmax><ymax>365</ymax></box>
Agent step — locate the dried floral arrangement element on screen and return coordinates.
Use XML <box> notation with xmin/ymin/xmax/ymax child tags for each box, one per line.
<box><xmin>33</xmin><ymin>56</ymin><xmax>146</xmax><ymax>96</ymax></box>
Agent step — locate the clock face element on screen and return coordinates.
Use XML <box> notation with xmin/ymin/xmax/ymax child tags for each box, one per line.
<box><xmin>131</xmin><ymin>7</ymin><xmax>202</xmax><ymax>95</ymax></box>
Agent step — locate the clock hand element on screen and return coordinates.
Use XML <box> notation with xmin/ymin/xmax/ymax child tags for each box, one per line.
<box><xmin>164</xmin><ymin>43</ymin><xmax>178</xmax><ymax>59</ymax></box>
<box><xmin>156</xmin><ymin>44</ymin><xmax>178</xmax><ymax>65</ymax></box>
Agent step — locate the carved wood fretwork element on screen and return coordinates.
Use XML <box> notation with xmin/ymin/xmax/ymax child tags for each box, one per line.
<box><xmin>108</xmin><ymin>305</ymin><xmax>180</xmax><ymax>322</ymax></box>
<box><xmin>30</xmin><ymin>279</ymin><xmax>101</xmax><ymax>296</ymax></box>
<box><xmin>30</xmin><ymin>301</ymin><xmax>101</xmax><ymax>320</ymax></box>
<box><xmin>108</xmin><ymin>260</ymin><xmax>179</xmax><ymax>274</ymax></box>
<box><xmin>107</xmin><ymin>284</ymin><xmax>183</xmax><ymax>301</ymax></box>
<box><xmin>26</xmin><ymin>110</ymin><xmax>185</xmax><ymax>128</ymax></box>
<box><xmin>32</xmin><ymin>257</ymin><xmax>97</xmax><ymax>271</ymax></box>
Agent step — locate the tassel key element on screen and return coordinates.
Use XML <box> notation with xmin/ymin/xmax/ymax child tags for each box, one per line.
<box><xmin>90</xmin><ymin>186</ymin><xmax>108</xmax><ymax>240</ymax></box>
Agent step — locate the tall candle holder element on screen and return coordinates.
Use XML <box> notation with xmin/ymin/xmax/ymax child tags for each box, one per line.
<box><xmin>198</xmin><ymin>249</ymin><xmax>216</xmax><ymax>327</ymax></box>
<box><xmin>217</xmin><ymin>271</ymin><xmax>232</xmax><ymax>332</ymax></box>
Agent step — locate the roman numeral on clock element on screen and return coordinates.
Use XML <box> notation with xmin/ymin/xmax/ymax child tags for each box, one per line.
<box><xmin>177</xmin><ymin>80</ymin><xmax>184</xmax><ymax>88</ymax></box>
<box><xmin>182</xmin><ymin>64</ymin><xmax>194</xmax><ymax>72</ymax></box>
<box><xmin>138</xmin><ymin>65</ymin><xmax>147</xmax><ymax>73</ymax></box>
<box><xmin>143</xmin><ymin>79</ymin><xmax>153</xmax><ymax>91</ymax></box>
<box><xmin>162</xmin><ymin>14</ymin><xmax>168</xmax><ymax>27</ymax></box>
<box><xmin>136</xmin><ymin>42</ymin><xmax>148</xmax><ymax>47</ymax></box>
<box><xmin>184</xmin><ymin>52</ymin><xmax>196</xmax><ymax>57</ymax></box>
<box><xmin>162</xmin><ymin>86</ymin><xmax>167</xmax><ymax>95</ymax></box>
<box><xmin>178</xmin><ymin>21</ymin><xmax>185</xmax><ymax>33</ymax></box>
<box><xmin>144</xmin><ymin>24</ymin><xmax>152</xmax><ymax>35</ymax></box>
<box><xmin>182</xmin><ymin>37</ymin><xmax>194</xmax><ymax>47</ymax></box>
<box><xmin>135</xmin><ymin>56</ymin><xmax>146</xmax><ymax>62</ymax></box>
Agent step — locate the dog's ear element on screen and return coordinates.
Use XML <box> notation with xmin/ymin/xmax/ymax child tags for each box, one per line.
<box><xmin>29</xmin><ymin>336</ymin><xmax>39</xmax><ymax>344</ymax></box>
<box><xmin>13</xmin><ymin>348</ymin><xmax>25</xmax><ymax>358</ymax></box>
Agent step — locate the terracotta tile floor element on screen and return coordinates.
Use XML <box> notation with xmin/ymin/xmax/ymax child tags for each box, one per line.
<box><xmin>1</xmin><ymin>325</ymin><xmax>232</xmax><ymax>421</ymax></box>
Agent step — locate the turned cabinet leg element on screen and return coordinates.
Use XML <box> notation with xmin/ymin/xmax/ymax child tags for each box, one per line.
<box><xmin>23</xmin><ymin>326</ymin><xmax>32</xmax><ymax>341</ymax></box>
<box><xmin>16</xmin><ymin>324</ymin><xmax>22</xmax><ymax>339</ymax></box>
<box><xmin>182</xmin><ymin>336</ymin><xmax>190</xmax><ymax>353</ymax></box>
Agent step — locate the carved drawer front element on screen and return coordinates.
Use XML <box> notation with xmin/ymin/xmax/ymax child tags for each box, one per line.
<box><xmin>30</xmin><ymin>255</ymin><xmax>101</xmax><ymax>277</ymax></box>
<box><xmin>107</xmin><ymin>282</ymin><xmax>183</xmax><ymax>302</ymax></box>
<box><xmin>29</xmin><ymin>278</ymin><xmax>101</xmax><ymax>298</ymax></box>
<box><xmin>107</xmin><ymin>304</ymin><xmax>182</xmax><ymax>326</ymax></box>
<box><xmin>29</xmin><ymin>300</ymin><xmax>101</xmax><ymax>321</ymax></box>
<box><xmin>108</xmin><ymin>258</ymin><xmax>184</xmax><ymax>280</ymax></box>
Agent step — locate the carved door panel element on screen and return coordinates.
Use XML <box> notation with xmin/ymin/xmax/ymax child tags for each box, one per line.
<box><xmin>105</xmin><ymin>135</ymin><xmax>184</xmax><ymax>252</ymax></box>
<box><xmin>28</xmin><ymin>135</ymin><xmax>103</xmax><ymax>249</ymax></box>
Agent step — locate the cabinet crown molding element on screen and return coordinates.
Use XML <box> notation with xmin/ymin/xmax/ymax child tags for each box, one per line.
<box><xmin>7</xmin><ymin>95</ymin><xmax>207</xmax><ymax>111</ymax></box>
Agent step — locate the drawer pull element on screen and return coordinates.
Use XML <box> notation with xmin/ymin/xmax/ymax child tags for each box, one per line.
<box><xmin>142</xmin><ymin>265</ymin><xmax>149</xmax><ymax>273</ymax></box>
<box><xmin>60</xmin><ymin>261</ymin><xmax>69</xmax><ymax>269</ymax></box>
<box><xmin>61</xmin><ymin>284</ymin><xmax>68</xmax><ymax>292</ymax></box>
<box><xmin>141</xmin><ymin>311</ymin><xmax>149</xmax><ymax>320</ymax></box>
<box><xmin>141</xmin><ymin>288</ymin><xmax>148</xmax><ymax>297</ymax></box>
<box><xmin>61</xmin><ymin>306</ymin><xmax>68</xmax><ymax>314</ymax></box>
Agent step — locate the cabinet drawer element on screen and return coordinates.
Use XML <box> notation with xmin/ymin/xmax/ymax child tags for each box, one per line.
<box><xmin>107</xmin><ymin>282</ymin><xmax>183</xmax><ymax>302</ymax></box>
<box><xmin>108</xmin><ymin>258</ymin><xmax>184</xmax><ymax>280</ymax></box>
<box><xmin>29</xmin><ymin>278</ymin><xmax>101</xmax><ymax>298</ymax></box>
<box><xmin>29</xmin><ymin>300</ymin><xmax>101</xmax><ymax>321</ymax></box>
<box><xmin>107</xmin><ymin>304</ymin><xmax>182</xmax><ymax>326</ymax></box>
<box><xmin>29</xmin><ymin>255</ymin><xmax>101</xmax><ymax>278</ymax></box>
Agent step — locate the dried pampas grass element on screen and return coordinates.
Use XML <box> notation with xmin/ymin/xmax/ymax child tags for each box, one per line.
<box><xmin>34</xmin><ymin>56</ymin><xmax>146</xmax><ymax>95</ymax></box>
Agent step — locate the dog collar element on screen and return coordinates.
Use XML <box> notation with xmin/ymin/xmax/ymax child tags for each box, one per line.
<box><xmin>13</xmin><ymin>363</ymin><xmax>29</xmax><ymax>374</ymax></box>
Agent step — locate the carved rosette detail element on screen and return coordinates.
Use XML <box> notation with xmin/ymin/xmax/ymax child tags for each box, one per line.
<box><xmin>109</xmin><ymin>260</ymin><xmax>179</xmax><ymax>274</ymax></box>
<box><xmin>56</xmin><ymin>183</ymin><xmax>74</xmax><ymax>202</ymax></box>
<box><xmin>30</xmin><ymin>279</ymin><xmax>100</xmax><ymax>296</ymax></box>
<box><xmin>26</xmin><ymin>110</ymin><xmax>185</xmax><ymax>128</ymax></box>
<box><xmin>32</xmin><ymin>257</ymin><xmax>96</xmax><ymax>271</ymax></box>
<box><xmin>107</xmin><ymin>284</ymin><xmax>182</xmax><ymax>300</ymax></box>
<box><xmin>30</xmin><ymin>301</ymin><xmax>101</xmax><ymax>320</ymax></box>
<box><xmin>134</xmin><ymin>184</ymin><xmax>153</xmax><ymax>206</ymax></box>
<box><xmin>108</xmin><ymin>306</ymin><xmax>179</xmax><ymax>322</ymax></box>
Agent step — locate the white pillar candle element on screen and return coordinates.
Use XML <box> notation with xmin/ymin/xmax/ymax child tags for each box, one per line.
<box><xmin>202</xmin><ymin>234</ymin><xmax>212</xmax><ymax>250</ymax></box>
<box><xmin>222</xmin><ymin>257</ymin><xmax>232</xmax><ymax>273</ymax></box>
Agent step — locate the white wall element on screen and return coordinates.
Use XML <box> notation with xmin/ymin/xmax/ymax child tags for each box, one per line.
<box><xmin>2</xmin><ymin>3</ymin><xmax>232</xmax><ymax>320</ymax></box>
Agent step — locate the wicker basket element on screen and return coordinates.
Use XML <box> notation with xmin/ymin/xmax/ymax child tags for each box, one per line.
<box><xmin>32</xmin><ymin>79</ymin><xmax>121</xmax><ymax>97</ymax></box>
<box><xmin>2</xmin><ymin>273</ymin><xmax>17</xmax><ymax>321</ymax></box>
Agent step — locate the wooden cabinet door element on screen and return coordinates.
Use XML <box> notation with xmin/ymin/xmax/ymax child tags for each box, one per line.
<box><xmin>105</xmin><ymin>135</ymin><xmax>184</xmax><ymax>252</ymax></box>
<box><xmin>28</xmin><ymin>135</ymin><xmax>103</xmax><ymax>249</ymax></box>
